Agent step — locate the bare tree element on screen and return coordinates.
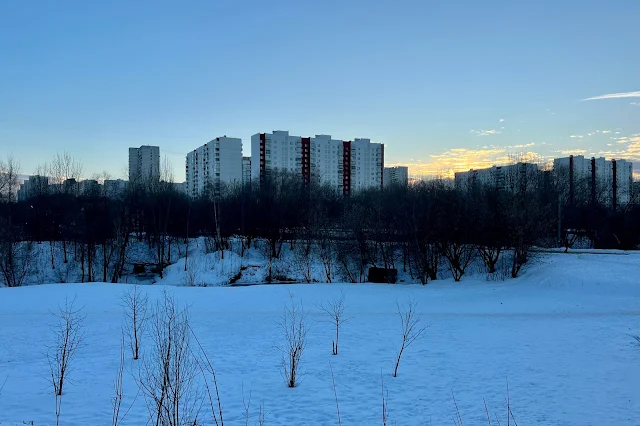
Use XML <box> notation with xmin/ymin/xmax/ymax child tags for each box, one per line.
<box><xmin>319</xmin><ymin>292</ymin><xmax>349</xmax><ymax>355</ymax></box>
<box><xmin>48</xmin><ymin>297</ymin><xmax>85</xmax><ymax>396</ymax></box>
<box><xmin>122</xmin><ymin>285</ymin><xmax>148</xmax><ymax>360</ymax></box>
<box><xmin>0</xmin><ymin>374</ymin><xmax>7</xmax><ymax>406</ymax></box>
<box><xmin>112</xmin><ymin>332</ymin><xmax>140</xmax><ymax>426</ymax></box>
<box><xmin>292</xmin><ymin>229</ymin><xmax>314</xmax><ymax>283</ymax></box>
<box><xmin>138</xmin><ymin>291</ymin><xmax>201</xmax><ymax>426</ymax></box>
<box><xmin>318</xmin><ymin>236</ymin><xmax>335</xmax><ymax>283</ymax></box>
<box><xmin>242</xmin><ymin>382</ymin><xmax>252</xmax><ymax>426</ymax></box>
<box><xmin>48</xmin><ymin>151</ymin><xmax>84</xmax><ymax>193</ymax></box>
<box><xmin>0</xmin><ymin>227</ymin><xmax>33</xmax><ymax>287</ymax></box>
<box><xmin>257</xmin><ymin>404</ymin><xmax>265</xmax><ymax>426</ymax></box>
<box><xmin>277</xmin><ymin>294</ymin><xmax>308</xmax><ymax>388</ymax></box>
<box><xmin>393</xmin><ymin>300</ymin><xmax>426</xmax><ymax>377</ymax></box>
<box><xmin>112</xmin><ymin>333</ymin><xmax>125</xmax><ymax>426</ymax></box>
<box><xmin>47</xmin><ymin>297</ymin><xmax>84</xmax><ymax>426</ymax></box>
<box><xmin>329</xmin><ymin>361</ymin><xmax>342</xmax><ymax>426</ymax></box>
<box><xmin>381</xmin><ymin>371</ymin><xmax>388</xmax><ymax>426</ymax></box>
<box><xmin>440</xmin><ymin>242</ymin><xmax>476</xmax><ymax>282</ymax></box>
<box><xmin>0</xmin><ymin>155</ymin><xmax>20</xmax><ymax>202</ymax></box>
<box><xmin>189</xmin><ymin>324</ymin><xmax>225</xmax><ymax>426</ymax></box>
<box><xmin>452</xmin><ymin>391</ymin><xmax>464</xmax><ymax>426</ymax></box>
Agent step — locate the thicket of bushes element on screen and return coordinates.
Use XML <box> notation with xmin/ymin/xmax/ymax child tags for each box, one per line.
<box><xmin>1</xmin><ymin>169</ymin><xmax>639</xmax><ymax>287</ymax></box>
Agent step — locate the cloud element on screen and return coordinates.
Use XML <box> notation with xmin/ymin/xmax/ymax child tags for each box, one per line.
<box><xmin>631</xmin><ymin>101</ymin><xmax>640</xmax><ymax>106</ymax></box>
<box><xmin>570</xmin><ymin>135</ymin><xmax>583</xmax><ymax>139</ymax></box>
<box><xmin>582</xmin><ymin>91</ymin><xmax>640</xmax><ymax>101</ymax></box>
<box><xmin>471</xmin><ymin>129</ymin><xmax>502</xmax><ymax>137</ymax></box>
<box><xmin>508</xmin><ymin>142</ymin><xmax>536</xmax><ymax>149</ymax></box>
<box><xmin>558</xmin><ymin>149</ymin><xmax>587</xmax><ymax>156</ymax></box>
<box><xmin>595</xmin><ymin>134</ymin><xmax>640</xmax><ymax>161</ymax></box>
<box><xmin>499</xmin><ymin>118</ymin><xmax>505</xmax><ymax>123</ymax></box>
<box><xmin>390</xmin><ymin>133</ymin><xmax>640</xmax><ymax>180</ymax></box>
<box><xmin>602</xmin><ymin>130</ymin><xmax>611</xmax><ymax>134</ymax></box>
<box><xmin>391</xmin><ymin>146</ymin><xmax>546</xmax><ymax>179</ymax></box>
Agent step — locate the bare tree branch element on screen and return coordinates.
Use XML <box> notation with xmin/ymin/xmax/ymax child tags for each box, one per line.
<box><xmin>121</xmin><ymin>285</ymin><xmax>148</xmax><ymax>360</ymax></box>
<box><xmin>318</xmin><ymin>292</ymin><xmax>350</xmax><ymax>355</ymax></box>
<box><xmin>277</xmin><ymin>293</ymin><xmax>308</xmax><ymax>388</ymax></box>
<box><xmin>393</xmin><ymin>300</ymin><xmax>426</xmax><ymax>377</ymax></box>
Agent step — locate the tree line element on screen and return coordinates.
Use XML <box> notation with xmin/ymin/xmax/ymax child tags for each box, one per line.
<box><xmin>1</xmin><ymin>155</ymin><xmax>639</xmax><ymax>287</ymax></box>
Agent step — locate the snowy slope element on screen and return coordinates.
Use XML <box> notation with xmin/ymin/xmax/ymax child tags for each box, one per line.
<box><xmin>0</xmin><ymin>252</ymin><xmax>638</xmax><ymax>425</ymax></box>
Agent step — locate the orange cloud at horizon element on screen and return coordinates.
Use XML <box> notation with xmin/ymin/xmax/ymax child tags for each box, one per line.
<box><xmin>388</xmin><ymin>135</ymin><xmax>639</xmax><ymax>180</ymax></box>
<box><xmin>388</xmin><ymin>147</ymin><xmax>546</xmax><ymax>179</ymax></box>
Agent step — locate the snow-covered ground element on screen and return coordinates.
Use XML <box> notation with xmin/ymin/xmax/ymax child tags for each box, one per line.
<box><xmin>0</xmin><ymin>252</ymin><xmax>638</xmax><ymax>425</ymax></box>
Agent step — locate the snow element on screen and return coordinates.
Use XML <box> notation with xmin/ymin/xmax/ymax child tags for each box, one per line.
<box><xmin>0</xmin><ymin>251</ymin><xmax>639</xmax><ymax>425</ymax></box>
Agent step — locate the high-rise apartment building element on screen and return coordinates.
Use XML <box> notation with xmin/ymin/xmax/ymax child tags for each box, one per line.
<box><xmin>250</xmin><ymin>131</ymin><xmax>384</xmax><ymax>195</ymax></box>
<box><xmin>553</xmin><ymin>155</ymin><xmax>633</xmax><ymax>208</ymax></box>
<box><xmin>129</xmin><ymin>145</ymin><xmax>160</xmax><ymax>183</ymax></box>
<box><xmin>242</xmin><ymin>157</ymin><xmax>252</xmax><ymax>185</ymax></box>
<box><xmin>104</xmin><ymin>179</ymin><xmax>127</xmax><ymax>198</ymax></box>
<box><xmin>383</xmin><ymin>166</ymin><xmax>409</xmax><ymax>187</ymax></box>
<box><xmin>454</xmin><ymin>163</ymin><xmax>540</xmax><ymax>193</ymax></box>
<box><xmin>186</xmin><ymin>137</ymin><xmax>242</xmax><ymax>197</ymax></box>
<box><xmin>17</xmin><ymin>175</ymin><xmax>49</xmax><ymax>201</ymax></box>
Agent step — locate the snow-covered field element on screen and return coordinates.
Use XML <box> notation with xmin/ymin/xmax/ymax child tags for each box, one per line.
<box><xmin>0</xmin><ymin>252</ymin><xmax>638</xmax><ymax>425</ymax></box>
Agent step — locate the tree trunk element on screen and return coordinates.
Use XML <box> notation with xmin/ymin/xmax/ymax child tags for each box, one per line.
<box><xmin>50</xmin><ymin>241</ymin><xmax>55</xmax><ymax>269</ymax></box>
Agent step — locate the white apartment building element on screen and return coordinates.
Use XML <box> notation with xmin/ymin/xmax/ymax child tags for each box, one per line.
<box><xmin>79</xmin><ymin>179</ymin><xmax>101</xmax><ymax>196</ymax></box>
<box><xmin>383</xmin><ymin>166</ymin><xmax>409</xmax><ymax>187</ymax></box>
<box><xmin>104</xmin><ymin>179</ymin><xmax>128</xmax><ymax>198</ymax></box>
<box><xmin>350</xmin><ymin>138</ymin><xmax>384</xmax><ymax>193</ymax></box>
<box><xmin>250</xmin><ymin>131</ymin><xmax>384</xmax><ymax>195</ymax></box>
<box><xmin>129</xmin><ymin>145</ymin><xmax>160</xmax><ymax>183</ymax></box>
<box><xmin>454</xmin><ymin>163</ymin><xmax>540</xmax><ymax>193</ymax></box>
<box><xmin>242</xmin><ymin>157</ymin><xmax>252</xmax><ymax>185</ymax></box>
<box><xmin>17</xmin><ymin>175</ymin><xmax>49</xmax><ymax>201</ymax></box>
<box><xmin>186</xmin><ymin>137</ymin><xmax>242</xmax><ymax>197</ymax></box>
<box><xmin>553</xmin><ymin>155</ymin><xmax>633</xmax><ymax>207</ymax></box>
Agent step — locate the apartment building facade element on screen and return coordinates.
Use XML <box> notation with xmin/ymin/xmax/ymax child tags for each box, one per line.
<box><xmin>129</xmin><ymin>145</ymin><xmax>160</xmax><ymax>183</ymax></box>
<box><xmin>17</xmin><ymin>175</ymin><xmax>49</xmax><ymax>201</ymax></box>
<box><xmin>553</xmin><ymin>155</ymin><xmax>633</xmax><ymax>207</ymax></box>
<box><xmin>186</xmin><ymin>137</ymin><xmax>242</xmax><ymax>197</ymax></box>
<box><xmin>242</xmin><ymin>157</ymin><xmax>252</xmax><ymax>185</ymax></box>
<box><xmin>104</xmin><ymin>179</ymin><xmax>128</xmax><ymax>198</ymax></box>
<box><xmin>383</xmin><ymin>166</ymin><xmax>409</xmax><ymax>187</ymax></box>
<box><xmin>454</xmin><ymin>162</ymin><xmax>540</xmax><ymax>193</ymax></box>
<box><xmin>250</xmin><ymin>131</ymin><xmax>384</xmax><ymax>195</ymax></box>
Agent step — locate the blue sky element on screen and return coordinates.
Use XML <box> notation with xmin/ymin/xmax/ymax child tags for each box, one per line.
<box><xmin>1</xmin><ymin>0</ymin><xmax>638</xmax><ymax>181</ymax></box>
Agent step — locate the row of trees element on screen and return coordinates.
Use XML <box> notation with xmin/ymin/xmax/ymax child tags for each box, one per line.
<box><xmin>1</xmin><ymin>154</ymin><xmax>639</xmax><ymax>287</ymax></box>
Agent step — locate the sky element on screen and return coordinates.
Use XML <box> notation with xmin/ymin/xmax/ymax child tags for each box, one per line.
<box><xmin>1</xmin><ymin>0</ymin><xmax>639</xmax><ymax>182</ymax></box>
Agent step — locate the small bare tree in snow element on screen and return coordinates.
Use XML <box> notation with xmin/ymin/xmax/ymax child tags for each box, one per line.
<box><xmin>278</xmin><ymin>294</ymin><xmax>308</xmax><ymax>388</ymax></box>
<box><xmin>121</xmin><ymin>285</ymin><xmax>148</xmax><ymax>360</ymax></box>
<box><xmin>190</xmin><ymin>323</ymin><xmax>225</xmax><ymax>426</ymax></box>
<box><xmin>112</xmin><ymin>333</ymin><xmax>126</xmax><ymax>426</ymax></box>
<box><xmin>47</xmin><ymin>297</ymin><xmax>85</xmax><ymax>426</ymax></box>
<box><xmin>257</xmin><ymin>404</ymin><xmax>265</xmax><ymax>426</ymax></box>
<box><xmin>393</xmin><ymin>300</ymin><xmax>426</xmax><ymax>378</ymax></box>
<box><xmin>138</xmin><ymin>291</ymin><xmax>201</xmax><ymax>426</ymax></box>
<box><xmin>319</xmin><ymin>292</ymin><xmax>349</xmax><ymax>355</ymax></box>
<box><xmin>381</xmin><ymin>371</ymin><xmax>389</xmax><ymax>426</ymax></box>
<box><xmin>329</xmin><ymin>361</ymin><xmax>342</xmax><ymax>426</ymax></box>
<box><xmin>242</xmin><ymin>382</ymin><xmax>252</xmax><ymax>426</ymax></box>
<box><xmin>0</xmin><ymin>374</ymin><xmax>6</xmax><ymax>405</ymax></box>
